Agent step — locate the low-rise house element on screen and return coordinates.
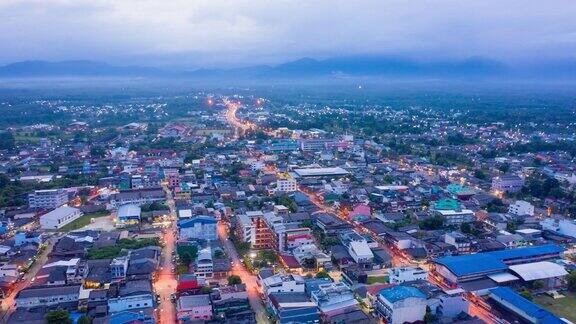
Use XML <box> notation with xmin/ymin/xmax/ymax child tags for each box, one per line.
<box><xmin>110</xmin><ymin>189</ymin><xmax>165</xmax><ymax>208</ymax></box>
<box><xmin>108</xmin><ymin>280</ymin><xmax>155</xmax><ymax>313</ymax></box>
<box><xmin>388</xmin><ymin>266</ymin><xmax>428</xmax><ymax>284</ymax></box>
<box><xmin>268</xmin><ymin>292</ymin><xmax>321</xmax><ymax>324</ymax></box>
<box><xmin>310</xmin><ymin>282</ymin><xmax>358</xmax><ymax>317</ymax></box>
<box><xmin>111</xmin><ymin>256</ymin><xmax>129</xmax><ymax>280</ymax></box>
<box><xmin>262</xmin><ymin>273</ymin><xmax>305</xmax><ymax>296</ymax></box>
<box><xmin>444</xmin><ymin>232</ymin><xmax>472</xmax><ymax>254</ymax></box>
<box><xmin>177</xmin><ymin>295</ymin><xmax>213</xmax><ymax>321</ymax></box>
<box><xmin>15</xmin><ymin>285</ymin><xmax>81</xmax><ymax>309</ymax></box>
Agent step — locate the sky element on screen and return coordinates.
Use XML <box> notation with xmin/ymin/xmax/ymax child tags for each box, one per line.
<box><xmin>0</xmin><ymin>0</ymin><xmax>575</xmax><ymax>69</ymax></box>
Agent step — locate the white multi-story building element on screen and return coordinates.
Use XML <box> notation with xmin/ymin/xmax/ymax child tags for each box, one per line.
<box><xmin>194</xmin><ymin>247</ymin><xmax>213</xmax><ymax>278</ymax></box>
<box><xmin>508</xmin><ymin>200</ymin><xmax>534</xmax><ymax>217</ymax></box>
<box><xmin>28</xmin><ymin>189</ymin><xmax>68</xmax><ymax>209</ymax></box>
<box><xmin>492</xmin><ymin>175</ymin><xmax>524</xmax><ymax>193</ymax></box>
<box><xmin>40</xmin><ymin>206</ymin><xmax>82</xmax><ymax>229</ymax></box>
<box><xmin>388</xmin><ymin>266</ymin><xmax>428</xmax><ymax>284</ymax></box>
<box><xmin>375</xmin><ymin>286</ymin><xmax>427</xmax><ymax>324</ymax></box>
<box><xmin>236</xmin><ymin>213</ymin><xmax>256</xmax><ymax>245</ymax></box>
<box><xmin>435</xmin><ymin>209</ymin><xmax>475</xmax><ymax>225</ymax></box>
<box><xmin>340</xmin><ymin>231</ymin><xmax>374</xmax><ymax>266</ymax></box>
<box><xmin>276</xmin><ymin>177</ymin><xmax>298</xmax><ymax>193</ymax></box>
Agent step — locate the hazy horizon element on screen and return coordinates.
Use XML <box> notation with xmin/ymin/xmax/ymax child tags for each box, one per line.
<box><xmin>1</xmin><ymin>1</ymin><xmax>576</xmax><ymax>70</ymax></box>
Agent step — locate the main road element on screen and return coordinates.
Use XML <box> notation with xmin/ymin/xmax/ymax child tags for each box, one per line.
<box><xmin>0</xmin><ymin>236</ymin><xmax>57</xmax><ymax>323</ymax></box>
<box><xmin>217</xmin><ymin>222</ymin><xmax>269</xmax><ymax>324</ymax></box>
<box><xmin>154</xmin><ymin>184</ymin><xmax>178</xmax><ymax>324</ymax></box>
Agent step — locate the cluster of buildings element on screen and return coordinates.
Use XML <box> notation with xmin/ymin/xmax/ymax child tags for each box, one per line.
<box><xmin>1</xmin><ymin>92</ymin><xmax>576</xmax><ymax>323</ymax></box>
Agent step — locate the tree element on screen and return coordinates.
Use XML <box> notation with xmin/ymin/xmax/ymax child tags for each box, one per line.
<box><xmin>567</xmin><ymin>271</ymin><xmax>576</xmax><ymax>291</ymax></box>
<box><xmin>474</xmin><ymin>169</ymin><xmax>488</xmax><ymax>180</ymax></box>
<box><xmin>419</xmin><ymin>216</ymin><xmax>445</xmax><ymax>230</ymax></box>
<box><xmin>257</xmin><ymin>250</ymin><xmax>277</xmax><ymax>264</ymax></box>
<box><xmin>506</xmin><ymin>221</ymin><xmax>517</xmax><ymax>233</ymax></box>
<box><xmin>177</xmin><ymin>245</ymin><xmax>199</xmax><ymax>265</ymax></box>
<box><xmin>0</xmin><ymin>132</ymin><xmax>15</xmax><ymax>150</ymax></box>
<box><xmin>519</xmin><ymin>289</ymin><xmax>533</xmax><ymax>301</ymax></box>
<box><xmin>78</xmin><ymin>315</ymin><xmax>92</xmax><ymax>324</ymax></box>
<box><xmin>532</xmin><ymin>280</ymin><xmax>544</xmax><ymax>290</ymax></box>
<box><xmin>201</xmin><ymin>286</ymin><xmax>213</xmax><ymax>294</ymax></box>
<box><xmin>315</xmin><ymin>270</ymin><xmax>331</xmax><ymax>279</ymax></box>
<box><xmin>301</xmin><ymin>220</ymin><xmax>314</xmax><ymax>228</ymax></box>
<box><xmin>498</xmin><ymin>163</ymin><xmax>510</xmax><ymax>173</ymax></box>
<box><xmin>424</xmin><ymin>305</ymin><xmax>437</xmax><ymax>323</ymax></box>
<box><xmin>460</xmin><ymin>223</ymin><xmax>472</xmax><ymax>234</ymax></box>
<box><xmin>46</xmin><ymin>310</ymin><xmax>72</xmax><ymax>324</ymax></box>
<box><xmin>228</xmin><ymin>275</ymin><xmax>242</xmax><ymax>285</ymax></box>
<box><xmin>90</xmin><ymin>146</ymin><xmax>106</xmax><ymax>158</ymax></box>
<box><xmin>302</xmin><ymin>258</ymin><xmax>316</xmax><ymax>269</ymax></box>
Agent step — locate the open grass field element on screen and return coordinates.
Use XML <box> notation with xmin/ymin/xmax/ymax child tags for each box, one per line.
<box><xmin>367</xmin><ymin>276</ymin><xmax>388</xmax><ymax>284</ymax></box>
<box><xmin>534</xmin><ymin>291</ymin><xmax>576</xmax><ymax>322</ymax></box>
<box><xmin>59</xmin><ymin>211</ymin><xmax>110</xmax><ymax>232</ymax></box>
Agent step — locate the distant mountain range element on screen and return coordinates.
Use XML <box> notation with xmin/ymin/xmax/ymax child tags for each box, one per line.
<box><xmin>0</xmin><ymin>56</ymin><xmax>575</xmax><ymax>80</ymax></box>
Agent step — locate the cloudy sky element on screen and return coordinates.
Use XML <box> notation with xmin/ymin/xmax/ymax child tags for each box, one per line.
<box><xmin>1</xmin><ymin>0</ymin><xmax>575</xmax><ymax>68</ymax></box>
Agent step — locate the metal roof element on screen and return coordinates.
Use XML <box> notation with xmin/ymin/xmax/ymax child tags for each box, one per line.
<box><xmin>434</xmin><ymin>244</ymin><xmax>564</xmax><ymax>277</ymax></box>
<box><xmin>508</xmin><ymin>261</ymin><xmax>568</xmax><ymax>281</ymax></box>
<box><xmin>489</xmin><ymin>287</ymin><xmax>564</xmax><ymax>324</ymax></box>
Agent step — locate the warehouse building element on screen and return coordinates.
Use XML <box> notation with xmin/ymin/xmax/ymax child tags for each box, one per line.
<box><xmin>40</xmin><ymin>206</ymin><xmax>82</xmax><ymax>229</ymax></box>
<box><xmin>431</xmin><ymin>244</ymin><xmax>564</xmax><ymax>290</ymax></box>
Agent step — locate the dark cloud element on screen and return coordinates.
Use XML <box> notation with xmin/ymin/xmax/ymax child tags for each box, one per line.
<box><xmin>0</xmin><ymin>0</ymin><xmax>575</xmax><ymax>68</ymax></box>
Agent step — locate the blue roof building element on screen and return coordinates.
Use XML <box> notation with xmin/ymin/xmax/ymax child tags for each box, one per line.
<box><xmin>489</xmin><ymin>287</ymin><xmax>564</xmax><ymax>324</ymax></box>
<box><xmin>178</xmin><ymin>215</ymin><xmax>217</xmax><ymax>241</ymax></box>
<box><xmin>433</xmin><ymin>244</ymin><xmax>564</xmax><ymax>285</ymax></box>
<box><xmin>375</xmin><ymin>286</ymin><xmax>427</xmax><ymax>323</ymax></box>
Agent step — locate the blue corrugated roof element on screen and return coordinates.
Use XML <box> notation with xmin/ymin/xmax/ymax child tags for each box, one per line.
<box><xmin>178</xmin><ymin>215</ymin><xmax>217</xmax><ymax>228</ymax></box>
<box><xmin>486</xmin><ymin>244</ymin><xmax>563</xmax><ymax>260</ymax></box>
<box><xmin>490</xmin><ymin>287</ymin><xmax>564</xmax><ymax>324</ymax></box>
<box><xmin>434</xmin><ymin>254</ymin><xmax>507</xmax><ymax>277</ymax></box>
<box><xmin>379</xmin><ymin>286</ymin><xmax>426</xmax><ymax>303</ymax></box>
<box><xmin>434</xmin><ymin>244</ymin><xmax>563</xmax><ymax>277</ymax></box>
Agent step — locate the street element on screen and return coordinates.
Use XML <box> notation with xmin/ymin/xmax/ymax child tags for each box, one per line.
<box><xmin>217</xmin><ymin>222</ymin><xmax>269</xmax><ymax>324</ymax></box>
<box><xmin>0</xmin><ymin>236</ymin><xmax>57</xmax><ymax>323</ymax></box>
<box><xmin>153</xmin><ymin>184</ymin><xmax>178</xmax><ymax>324</ymax></box>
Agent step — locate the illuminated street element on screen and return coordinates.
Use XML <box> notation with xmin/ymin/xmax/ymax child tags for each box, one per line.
<box><xmin>153</xmin><ymin>185</ymin><xmax>178</xmax><ymax>324</ymax></box>
<box><xmin>0</xmin><ymin>236</ymin><xmax>57</xmax><ymax>323</ymax></box>
<box><xmin>217</xmin><ymin>222</ymin><xmax>269</xmax><ymax>324</ymax></box>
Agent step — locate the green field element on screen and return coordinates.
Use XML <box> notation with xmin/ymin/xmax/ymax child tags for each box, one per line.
<box><xmin>534</xmin><ymin>292</ymin><xmax>576</xmax><ymax>322</ymax></box>
<box><xmin>59</xmin><ymin>211</ymin><xmax>110</xmax><ymax>232</ymax></box>
<box><xmin>367</xmin><ymin>276</ymin><xmax>388</xmax><ymax>284</ymax></box>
